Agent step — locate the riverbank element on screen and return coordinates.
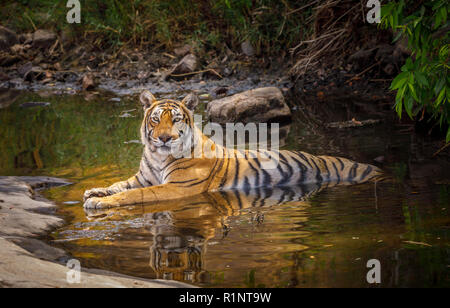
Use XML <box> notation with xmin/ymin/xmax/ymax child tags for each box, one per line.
<box><xmin>0</xmin><ymin>176</ymin><xmax>194</xmax><ymax>288</ymax></box>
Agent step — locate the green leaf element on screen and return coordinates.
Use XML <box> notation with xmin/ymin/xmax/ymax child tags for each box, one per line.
<box><xmin>391</xmin><ymin>71</ymin><xmax>409</xmax><ymax>90</ymax></box>
<box><xmin>447</xmin><ymin>127</ymin><xmax>450</xmax><ymax>143</ymax></box>
<box><xmin>405</xmin><ymin>58</ymin><xmax>413</xmax><ymax>70</ymax></box>
<box><xmin>392</xmin><ymin>31</ymin><xmax>403</xmax><ymax>43</ymax></box>
<box><xmin>404</xmin><ymin>95</ymin><xmax>414</xmax><ymax>119</ymax></box>
<box><xmin>395</xmin><ymin>86</ymin><xmax>405</xmax><ymax>118</ymax></box>
<box><xmin>435</xmin><ymin>10</ymin><xmax>443</xmax><ymax>28</ymax></box>
<box><xmin>436</xmin><ymin>87</ymin><xmax>446</xmax><ymax>106</ymax></box>
<box><xmin>414</xmin><ymin>71</ymin><xmax>429</xmax><ymax>87</ymax></box>
<box><xmin>408</xmin><ymin>83</ymin><xmax>419</xmax><ymax>101</ymax></box>
<box><xmin>435</xmin><ymin>78</ymin><xmax>445</xmax><ymax>96</ymax></box>
<box><xmin>440</xmin><ymin>6</ymin><xmax>447</xmax><ymax>24</ymax></box>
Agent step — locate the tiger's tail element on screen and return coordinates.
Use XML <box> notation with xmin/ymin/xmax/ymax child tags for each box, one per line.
<box><xmin>316</xmin><ymin>154</ymin><xmax>383</xmax><ymax>184</ymax></box>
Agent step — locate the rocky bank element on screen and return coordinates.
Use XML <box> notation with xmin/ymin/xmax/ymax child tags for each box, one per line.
<box><xmin>0</xmin><ymin>176</ymin><xmax>193</xmax><ymax>288</ymax></box>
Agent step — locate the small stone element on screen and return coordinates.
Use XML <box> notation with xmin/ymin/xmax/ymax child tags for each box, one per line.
<box><xmin>0</xmin><ymin>71</ymin><xmax>10</xmax><ymax>81</ymax></box>
<box><xmin>0</xmin><ymin>52</ymin><xmax>20</xmax><ymax>67</ymax></box>
<box><xmin>214</xmin><ymin>87</ymin><xmax>228</xmax><ymax>96</ymax></box>
<box><xmin>173</xmin><ymin>44</ymin><xmax>192</xmax><ymax>57</ymax></box>
<box><xmin>19</xmin><ymin>33</ymin><xmax>33</xmax><ymax>44</ymax></box>
<box><xmin>171</xmin><ymin>54</ymin><xmax>198</xmax><ymax>75</ymax></box>
<box><xmin>373</xmin><ymin>156</ymin><xmax>385</xmax><ymax>163</ymax></box>
<box><xmin>10</xmin><ymin>44</ymin><xmax>25</xmax><ymax>54</ymax></box>
<box><xmin>241</xmin><ymin>40</ymin><xmax>255</xmax><ymax>57</ymax></box>
<box><xmin>19</xmin><ymin>102</ymin><xmax>50</xmax><ymax>108</ymax></box>
<box><xmin>82</xmin><ymin>73</ymin><xmax>97</xmax><ymax>91</ymax></box>
<box><xmin>32</xmin><ymin>29</ymin><xmax>57</xmax><ymax>49</ymax></box>
<box><xmin>18</xmin><ymin>62</ymin><xmax>33</xmax><ymax>78</ymax></box>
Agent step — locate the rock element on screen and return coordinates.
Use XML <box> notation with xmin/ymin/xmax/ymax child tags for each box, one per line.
<box><xmin>0</xmin><ymin>237</ymin><xmax>194</xmax><ymax>288</ymax></box>
<box><xmin>214</xmin><ymin>86</ymin><xmax>228</xmax><ymax>97</ymax></box>
<box><xmin>18</xmin><ymin>33</ymin><xmax>33</xmax><ymax>44</ymax></box>
<box><xmin>82</xmin><ymin>73</ymin><xmax>97</xmax><ymax>91</ymax></box>
<box><xmin>10</xmin><ymin>44</ymin><xmax>25</xmax><ymax>54</ymax></box>
<box><xmin>241</xmin><ymin>40</ymin><xmax>255</xmax><ymax>57</ymax></box>
<box><xmin>0</xmin><ymin>70</ymin><xmax>10</xmax><ymax>81</ymax></box>
<box><xmin>182</xmin><ymin>92</ymin><xmax>200</xmax><ymax>111</ymax></box>
<box><xmin>32</xmin><ymin>29</ymin><xmax>57</xmax><ymax>49</ymax></box>
<box><xmin>24</xmin><ymin>67</ymin><xmax>45</xmax><ymax>82</ymax></box>
<box><xmin>18</xmin><ymin>62</ymin><xmax>33</xmax><ymax>77</ymax></box>
<box><xmin>207</xmin><ymin>87</ymin><xmax>291</xmax><ymax>124</ymax></box>
<box><xmin>0</xmin><ymin>176</ymin><xmax>195</xmax><ymax>288</ymax></box>
<box><xmin>19</xmin><ymin>102</ymin><xmax>51</xmax><ymax>108</ymax></box>
<box><xmin>9</xmin><ymin>237</ymin><xmax>68</xmax><ymax>262</ymax></box>
<box><xmin>17</xmin><ymin>62</ymin><xmax>45</xmax><ymax>81</ymax></box>
<box><xmin>0</xmin><ymin>51</ymin><xmax>20</xmax><ymax>67</ymax></box>
<box><xmin>171</xmin><ymin>53</ymin><xmax>198</xmax><ymax>75</ymax></box>
<box><xmin>0</xmin><ymin>176</ymin><xmax>65</xmax><ymax>238</ymax></box>
<box><xmin>0</xmin><ymin>26</ymin><xmax>18</xmax><ymax>51</ymax></box>
<box><xmin>173</xmin><ymin>44</ymin><xmax>192</xmax><ymax>57</ymax></box>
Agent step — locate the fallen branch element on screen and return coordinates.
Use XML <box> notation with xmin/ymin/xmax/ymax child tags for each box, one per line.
<box><xmin>170</xmin><ymin>68</ymin><xmax>223</xmax><ymax>79</ymax></box>
<box><xmin>327</xmin><ymin>118</ymin><xmax>382</xmax><ymax>128</ymax></box>
<box><xmin>432</xmin><ymin>142</ymin><xmax>450</xmax><ymax>157</ymax></box>
<box><xmin>346</xmin><ymin>61</ymin><xmax>381</xmax><ymax>83</ymax></box>
<box><xmin>403</xmin><ymin>241</ymin><xmax>432</xmax><ymax>247</ymax></box>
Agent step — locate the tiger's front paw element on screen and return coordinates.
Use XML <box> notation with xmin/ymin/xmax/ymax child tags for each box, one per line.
<box><xmin>83</xmin><ymin>187</ymin><xmax>110</xmax><ymax>201</ymax></box>
<box><xmin>83</xmin><ymin>196</ymin><xmax>120</xmax><ymax>209</ymax></box>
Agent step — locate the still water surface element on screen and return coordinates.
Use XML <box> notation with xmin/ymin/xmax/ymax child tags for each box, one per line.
<box><xmin>0</xmin><ymin>90</ymin><xmax>448</xmax><ymax>287</ymax></box>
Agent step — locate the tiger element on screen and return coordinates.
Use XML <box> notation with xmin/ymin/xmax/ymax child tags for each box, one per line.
<box><xmin>83</xmin><ymin>90</ymin><xmax>382</xmax><ymax>209</ymax></box>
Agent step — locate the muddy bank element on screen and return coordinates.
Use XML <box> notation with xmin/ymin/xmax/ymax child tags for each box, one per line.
<box><xmin>0</xmin><ymin>176</ymin><xmax>193</xmax><ymax>288</ymax></box>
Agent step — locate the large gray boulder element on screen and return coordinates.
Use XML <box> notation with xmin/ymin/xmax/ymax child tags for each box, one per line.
<box><xmin>0</xmin><ymin>176</ymin><xmax>195</xmax><ymax>288</ymax></box>
<box><xmin>207</xmin><ymin>87</ymin><xmax>291</xmax><ymax>124</ymax></box>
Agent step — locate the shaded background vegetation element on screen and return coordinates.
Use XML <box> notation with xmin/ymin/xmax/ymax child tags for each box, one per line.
<box><xmin>0</xmin><ymin>0</ymin><xmax>313</xmax><ymax>53</ymax></box>
<box><xmin>0</xmin><ymin>0</ymin><xmax>448</xmax><ymax>142</ymax></box>
<box><xmin>380</xmin><ymin>0</ymin><xmax>449</xmax><ymax>141</ymax></box>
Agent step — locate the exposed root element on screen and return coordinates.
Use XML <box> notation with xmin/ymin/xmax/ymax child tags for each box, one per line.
<box><xmin>289</xmin><ymin>0</ymin><xmax>372</xmax><ymax>78</ymax></box>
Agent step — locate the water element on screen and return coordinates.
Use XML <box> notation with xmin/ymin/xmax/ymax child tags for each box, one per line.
<box><xmin>0</xmin><ymin>89</ymin><xmax>449</xmax><ymax>287</ymax></box>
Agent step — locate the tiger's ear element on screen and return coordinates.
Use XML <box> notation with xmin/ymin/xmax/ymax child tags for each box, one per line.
<box><xmin>181</xmin><ymin>93</ymin><xmax>199</xmax><ymax>111</ymax></box>
<box><xmin>140</xmin><ymin>90</ymin><xmax>156</xmax><ymax>110</ymax></box>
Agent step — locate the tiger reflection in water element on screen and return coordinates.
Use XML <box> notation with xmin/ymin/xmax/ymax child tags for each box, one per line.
<box><xmin>85</xmin><ymin>180</ymin><xmax>377</xmax><ymax>284</ymax></box>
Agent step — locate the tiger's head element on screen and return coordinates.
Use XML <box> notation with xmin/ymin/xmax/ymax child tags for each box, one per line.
<box><xmin>140</xmin><ymin>90</ymin><xmax>198</xmax><ymax>156</ymax></box>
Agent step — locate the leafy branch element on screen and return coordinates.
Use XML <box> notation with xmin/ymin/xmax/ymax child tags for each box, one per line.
<box><xmin>381</xmin><ymin>0</ymin><xmax>449</xmax><ymax>141</ymax></box>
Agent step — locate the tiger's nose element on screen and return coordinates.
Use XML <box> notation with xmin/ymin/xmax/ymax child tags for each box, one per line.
<box><xmin>159</xmin><ymin>134</ymin><xmax>172</xmax><ymax>143</ymax></box>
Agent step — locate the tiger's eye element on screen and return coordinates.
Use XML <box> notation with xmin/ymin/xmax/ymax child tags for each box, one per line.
<box><xmin>173</xmin><ymin>118</ymin><xmax>180</xmax><ymax>123</ymax></box>
<box><xmin>152</xmin><ymin>116</ymin><xmax>159</xmax><ymax>122</ymax></box>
